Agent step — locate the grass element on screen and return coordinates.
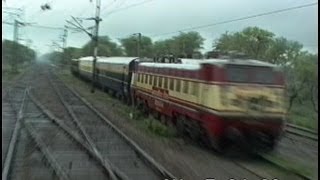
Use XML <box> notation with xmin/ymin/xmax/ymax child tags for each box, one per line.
<box><xmin>262</xmin><ymin>153</ymin><xmax>315</xmax><ymax>179</ymax></box>
<box><xmin>2</xmin><ymin>63</ymin><xmax>30</xmax><ymax>82</ymax></box>
<box><xmin>135</xmin><ymin>116</ymin><xmax>177</xmax><ymax>138</ymax></box>
<box><xmin>57</xmin><ymin>68</ymin><xmax>177</xmax><ymax>139</ymax></box>
<box><xmin>288</xmin><ymin>102</ymin><xmax>317</xmax><ymax>130</ymax></box>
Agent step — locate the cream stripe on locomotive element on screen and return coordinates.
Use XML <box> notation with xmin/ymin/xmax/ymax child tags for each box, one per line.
<box><xmin>133</xmin><ymin>72</ymin><xmax>286</xmax><ymax>114</ymax></box>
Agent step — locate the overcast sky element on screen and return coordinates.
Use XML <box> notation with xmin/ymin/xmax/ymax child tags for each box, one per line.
<box><xmin>2</xmin><ymin>0</ymin><xmax>318</xmax><ymax>55</ymax></box>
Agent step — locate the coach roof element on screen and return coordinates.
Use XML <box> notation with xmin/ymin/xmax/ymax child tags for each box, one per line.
<box><xmin>203</xmin><ymin>58</ymin><xmax>278</xmax><ymax>67</ymax></box>
<box><xmin>139</xmin><ymin>62</ymin><xmax>201</xmax><ymax>70</ymax></box>
<box><xmin>78</xmin><ymin>56</ymin><xmax>139</xmax><ymax>64</ymax></box>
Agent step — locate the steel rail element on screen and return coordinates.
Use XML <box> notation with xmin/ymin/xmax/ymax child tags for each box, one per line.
<box><xmin>46</xmin><ymin>69</ymin><xmax>126</xmax><ymax>180</ymax></box>
<box><xmin>2</xmin><ymin>88</ymin><xmax>28</xmax><ymax>180</ymax></box>
<box><xmin>27</xmin><ymin>90</ymin><xmax>125</xmax><ymax>180</ymax></box>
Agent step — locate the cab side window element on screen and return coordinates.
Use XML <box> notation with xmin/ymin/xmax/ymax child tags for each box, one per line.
<box><xmin>169</xmin><ymin>78</ymin><xmax>174</xmax><ymax>90</ymax></box>
<box><xmin>183</xmin><ymin>80</ymin><xmax>189</xmax><ymax>94</ymax></box>
<box><xmin>176</xmin><ymin>79</ymin><xmax>181</xmax><ymax>92</ymax></box>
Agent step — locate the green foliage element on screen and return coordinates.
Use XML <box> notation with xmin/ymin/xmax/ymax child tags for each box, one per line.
<box><xmin>62</xmin><ymin>47</ymin><xmax>82</xmax><ymax>64</ymax></box>
<box><xmin>120</xmin><ymin>35</ymin><xmax>153</xmax><ymax>57</ymax></box>
<box><xmin>81</xmin><ymin>36</ymin><xmax>123</xmax><ymax>57</ymax></box>
<box><xmin>214</xmin><ymin>27</ymin><xmax>275</xmax><ymax>59</ymax></box>
<box><xmin>153</xmin><ymin>31</ymin><xmax>204</xmax><ymax>58</ymax></box>
<box><xmin>139</xmin><ymin>118</ymin><xmax>177</xmax><ymax>137</ymax></box>
<box><xmin>262</xmin><ymin>153</ymin><xmax>314</xmax><ymax>179</ymax></box>
<box><xmin>153</xmin><ymin>39</ymin><xmax>175</xmax><ymax>56</ymax></box>
<box><xmin>2</xmin><ymin>40</ymin><xmax>36</xmax><ymax>72</ymax></box>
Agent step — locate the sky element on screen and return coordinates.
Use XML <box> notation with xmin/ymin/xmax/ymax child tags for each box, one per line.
<box><xmin>2</xmin><ymin>0</ymin><xmax>318</xmax><ymax>56</ymax></box>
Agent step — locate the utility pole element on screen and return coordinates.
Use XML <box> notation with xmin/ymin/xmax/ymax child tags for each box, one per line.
<box><xmin>61</xmin><ymin>27</ymin><xmax>68</xmax><ymax>64</ymax></box>
<box><xmin>65</xmin><ymin>0</ymin><xmax>101</xmax><ymax>93</ymax></box>
<box><xmin>137</xmin><ymin>33</ymin><xmax>141</xmax><ymax>58</ymax></box>
<box><xmin>62</xmin><ymin>28</ymin><xmax>68</xmax><ymax>49</ymax></box>
<box><xmin>133</xmin><ymin>33</ymin><xmax>141</xmax><ymax>58</ymax></box>
<box><xmin>13</xmin><ymin>20</ymin><xmax>19</xmax><ymax>42</ymax></box>
<box><xmin>12</xmin><ymin>19</ymin><xmax>20</xmax><ymax>72</ymax></box>
<box><xmin>129</xmin><ymin>33</ymin><xmax>141</xmax><ymax>119</ymax></box>
<box><xmin>91</xmin><ymin>0</ymin><xmax>102</xmax><ymax>93</ymax></box>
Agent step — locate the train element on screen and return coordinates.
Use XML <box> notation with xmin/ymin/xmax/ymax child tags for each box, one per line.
<box><xmin>70</xmin><ymin>56</ymin><xmax>287</xmax><ymax>153</ymax></box>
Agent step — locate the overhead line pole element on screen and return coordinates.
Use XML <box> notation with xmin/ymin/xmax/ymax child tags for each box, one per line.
<box><xmin>91</xmin><ymin>0</ymin><xmax>102</xmax><ymax>93</ymax></box>
<box><xmin>132</xmin><ymin>33</ymin><xmax>142</xmax><ymax>58</ymax></box>
<box><xmin>61</xmin><ymin>27</ymin><xmax>68</xmax><ymax>64</ymax></box>
<box><xmin>137</xmin><ymin>33</ymin><xmax>141</xmax><ymax>58</ymax></box>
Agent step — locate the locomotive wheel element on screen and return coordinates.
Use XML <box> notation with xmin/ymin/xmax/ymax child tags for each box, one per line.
<box><xmin>208</xmin><ymin>135</ymin><xmax>226</xmax><ymax>153</ymax></box>
<box><xmin>152</xmin><ymin>110</ymin><xmax>161</xmax><ymax>120</ymax></box>
<box><xmin>160</xmin><ymin>115</ymin><xmax>166</xmax><ymax>124</ymax></box>
<box><xmin>176</xmin><ymin>116</ymin><xmax>186</xmax><ymax>136</ymax></box>
<box><xmin>259</xmin><ymin>135</ymin><xmax>276</xmax><ymax>153</ymax></box>
<box><xmin>140</xmin><ymin>101</ymin><xmax>149</xmax><ymax>117</ymax></box>
<box><xmin>167</xmin><ymin>118</ymin><xmax>175</xmax><ymax>128</ymax></box>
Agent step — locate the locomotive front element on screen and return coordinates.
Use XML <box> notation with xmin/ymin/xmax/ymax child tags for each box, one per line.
<box><xmin>201</xmin><ymin>59</ymin><xmax>286</xmax><ymax>152</ymax></box>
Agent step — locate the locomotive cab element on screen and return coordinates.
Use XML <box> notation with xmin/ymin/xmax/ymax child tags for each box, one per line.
<box><xmin>201</xmin><ymin>59</ymin><xmax>286</xmax><ymax>152</ymax></box>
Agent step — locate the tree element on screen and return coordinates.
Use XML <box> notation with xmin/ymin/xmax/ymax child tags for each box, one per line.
<box><xmin>172</xmin><ymin>31</ymin><xmax>204</xmax><ymax>57</ymax></box>
<box><xmin>46</xmin><ymin>51</ymin><xmax>63</xmax><ymax>64</ymax></box>
<box><xmin>153</xmin><ymin>39</ymin><xmax>175</xmax><ymax>57</ymax></box>
<box><xmin>264</xmin><ymin>37</ymin><xmax>303</xmax><ymax>65</ymax></box>
<box><xmin>62</xmin><ymin>47</ymin><xmax>82</xmax><ymax>64</ymax></box>
<box><xmin>214</xmin><ymin>27</ymin><xmax>275</xmax><ymax>59</ymax></box>
<box><xmin>153</xmin><ymin>31</ymin><xmax>204</xmax><ymax>58</ymax></box>
<box><xmin>120</xmin><ymin>35</ymin><xmax>153</xmax><ymax>57</ymax></box>
<box><xmin>2</xmin><ymin>40</ymin><xmax>36</xmax><ymax>72</ymax></box>
<box><xmin>284</xmin><ymin>51</ymin><xmax>317</xmax><ymax>114</ymax></box>
<box><xmin>81</xmin><ymin>36</ymin><xmax>123</xmax><ymax>57</ymax></box>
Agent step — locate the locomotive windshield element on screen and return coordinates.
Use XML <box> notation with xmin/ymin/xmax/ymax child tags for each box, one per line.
<box><xmin>226</xmin><ymin>65</ymin><xmax>275</xmax><ymax>84</ymax></box>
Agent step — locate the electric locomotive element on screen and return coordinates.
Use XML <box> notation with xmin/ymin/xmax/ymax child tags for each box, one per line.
<box><xmin>71</xmin><ymin>57</ymin><xmax>286</xmax><ymax>152</ymax></box>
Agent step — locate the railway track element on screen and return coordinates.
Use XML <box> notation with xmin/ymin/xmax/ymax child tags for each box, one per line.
<box><xmin>285</xmin><ymin>123</ymin><xmax>318</xmax><ymax>141</ymax></box>
<box><xmin>44</xmin><ymin>68</ymin><xmax>176</xmax><ymax>180</ymax></box>
<box><xmin>3</xmin><ymin>69</ymin><xmax>117</xmax><ymax>179</ymax></box>
<box><xmin>3</xmin><ymin>86</ymin><xmax>114</xmax><ymax>179</ymax></box>
<box><xmin>2</xmin><ymin>86</ymin><xmax>62</xmax><ymax>180</ymax></box>
<box><xmin>24</xmin><ymin>90</ymin><xmax>113</xmax><ymax>180</ymax></box>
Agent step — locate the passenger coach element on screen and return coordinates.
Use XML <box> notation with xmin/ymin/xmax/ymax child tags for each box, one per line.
<box><xmin>73</xmin><ymin>56</ymin><xmax>139</xmax><ymax>101</ymax></box>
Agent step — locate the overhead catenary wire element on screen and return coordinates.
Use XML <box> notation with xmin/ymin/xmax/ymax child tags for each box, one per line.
<box><xmin>101</xmin><ymin>0</ymin><xmax>154</xmax><ymax>17</ymax></box>
<box><xmin>2</xmin><ymin>21</ymin><xmax>64</xmax><ymax>30</ymax></box>
<box><xmin>150</xmin><ymin>2</ymin><xmax>318</xmax><ymax>38</ymax></box>
<box><xmin>100</xmin><ymin>0</ymin><xmax>124</xmax><ymax>15</ymax></box>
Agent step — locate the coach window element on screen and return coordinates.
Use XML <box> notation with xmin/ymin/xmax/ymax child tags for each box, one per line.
<box><xmin>159</xmin><ymin>77</ymin><xmax>163</xmax><ymax>87</ymax></box>
<box><xmin>149</xmin><ymin>75</ymin><xmax>153</xmax><ymax>85</ymax></box>
<box><xmin>164</xmin><ymin>77</ymin><xmax>168</xmax><ymax>89</ymax></box>
<box><xmin>142</xmin><ymin>74</ymin><xmax>145</xmax><ymax>83</ymax></box>
<box><xmin>145</xmin><ymin>74</ymin><xmax>148</xmax><ymax>84</ymax></box>
<box><xmin>169</xmin><ymin>78</ymin><xmax>174</xmax><ymax>90</ymax></box>
<box><xmin>138</xmin><ymin>73</ymin><xmax>141</xmax><ymax>82</ymax></box>
<box><xmin>176</xmin><ymin>79</ymin><xmax>181</xmax><ymax>92</ymax></box>
<box><xmin>183</xmin><ymin>80</ymin><xmax>189</xmax><ymax>94</ymax></box>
